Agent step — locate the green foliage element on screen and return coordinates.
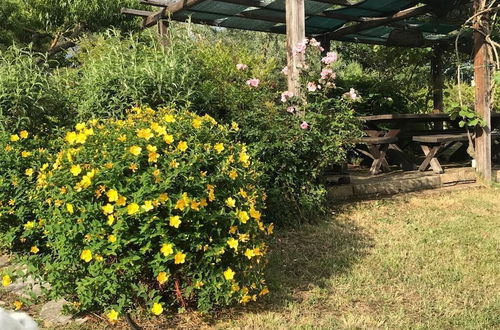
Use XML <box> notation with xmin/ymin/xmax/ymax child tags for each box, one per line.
<box><xmin>0</xmin><ymin>46</ymin><xmax>70</xmax><ymax>134</ymax></box>
<box><xmin>59</xmin><ymin>30</ymin><xmax>199</xmax><ymax>121</ymax></box>
<box><xmin>20</xmin><ymin>107</ymin><xmax>270</xmax><ymax>316</ymax></box>
<box><xmin>0</xmin><ymin>130</ymin><xmax>52</xmax><ymax>250</ymax></box>
<box><xmin>0</xmin><ymin>0</ymin><xmax>141</xmax><ymax>49</ymax></box>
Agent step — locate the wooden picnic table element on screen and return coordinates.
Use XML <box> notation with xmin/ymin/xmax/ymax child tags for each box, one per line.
<box><xmin>357</xmin><ymin>113</ymin><xmax>500</xmax><ymax>174</ymax></box>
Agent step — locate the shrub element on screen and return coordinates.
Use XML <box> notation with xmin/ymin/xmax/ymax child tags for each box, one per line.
<box><xmin>59</xmin><ymin>29</ymin><xmax>200</xmax><ymax>121</ymax></box>
<box><xmin>0</xmin><ymin>46</ymin><xmax>70</xmax><ymax>134</ymax></box>
<box><xmin>0</xmin><ymin>130</ymin><xmax>51</xmax><ymax>250</ymax></box>
<box><xmin>22</xmin><ymin>107</ymin><xmax>271</xmax><ymax>318</ymax></box>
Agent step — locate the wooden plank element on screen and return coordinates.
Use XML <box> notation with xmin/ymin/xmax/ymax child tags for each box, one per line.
<box><xmin>285</xmin><ymin>0</ymin><xmax>305</xmax><ymax>100</ymax></box>
<box><xmin>144</xmin><ymin>9</ymin><xmax>166</xmax><ymax>27</ymax></box>
<box><xmin>321</xmin><ymin>5</ymin><xmax>430</xmax><ymax>40</ymax></box>
<box><xmin>473</xmin><ymin>0</ymin><xmax>492</xmax><ymax>181</ymax></box>
<box><xmin>121</xmin><ymin>8</ymin><xmax>153</xmax><ymax>17</ymax></box>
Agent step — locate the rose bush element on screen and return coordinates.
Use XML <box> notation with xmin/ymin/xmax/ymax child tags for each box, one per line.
<box><xmin>17</xmin><ymin>107</ymin><xmax>271</xmax><ymax>320</ymax></box>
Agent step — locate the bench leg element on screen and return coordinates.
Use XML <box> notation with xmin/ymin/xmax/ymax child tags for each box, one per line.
<box><xmin>418</xmin><ymin>144</ymin><xmax>444</xmax><ymax>174</ymax></box>
<box><xmin>388</xmin><ymin>143</ymin><xmax>417</xmax><ymax>171</ymax></box>
<box><xmin>368</xmin><ymin>144</ymin><xmax>390</xmax><ymax>175</ymax></box>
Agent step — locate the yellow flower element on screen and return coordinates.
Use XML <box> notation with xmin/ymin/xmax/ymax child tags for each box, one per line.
<box><xmin>107</xmin><ymin>309</ymin><xmax>119</xmax><ymax>323</ymax></box>
<box><xmin>223</xmin><ymin>267</ymin><xmax>235</xmax><ymax>280</ymax></box>
<box><xmin>137</xmin><ymin>128</ymin><xmax>154</xmax><ymax>140</ymax></box>
<box><xmin>108</xmin><ymin>235</ymin><xmax>117</xmax><ymax>243</ymax></box>
<box><xmin>25</xmin><ymin>168</ymin><xmax>34</xmax><ymax>176</ymax></box>
<box><xmin>129</xmin><ymin>145</ymin><xmax>142</xmax><ymax>156</ymax></box>
<box><xmin>24</xmin><ymin>221</ymin><xmax>34</xmax><ymax>229</ymax></box>
<box><xmin>240</xmin><ymin>295</ymin><xmax>251</xmax><ymax>304</ymax></box>
<box><xmin>227</xmin><ymin>237</ymin><xmax>238</xmax><ymax>251</ymax></box>
<box><xmin>267</xmin><ymin>223</ymin><xmax>274</xmax><ymax>235</ymax></box>
<box><xmin>30</xmin><ymin>246</ymin><xmax>39</xmax><ymax>254</ymax></box>
<box><xmin>107</xmin><ymin>215</ymin><xmax>115</xmax><ymax>226</ymax></box>
<box><xmin>177</xmin><ymin>141</ymin><xmax>188</xmax><ymax>152</ymax></box>
<box><xmin>118</xmin><ymin>135</ymin><xmax>127</xmax><ymax>142</ymax></box>
<box><xmin>231</xmin><ymin>122</ymin><xmax>240</xmax><ymax>131</ymax></box>
<box><xmin>238</xmin><ymin>211</ymin><xmax>249</xmax><ymax>223</ymax></box>
<box><xmin>163</xmin><ymin>134</ymin><xmax>174</xmax><ymax>144</ymax></box>
<box><xmin>142</xmin><ymin>200</ymin><xmax>154</xmax><ymax>212</ymax></box>
<box><xmin>225</xmin><ymin>197</ymin><xmax>236</xmax><ymax>208</ymax></box>
<box><xmin>244</xmin><ymin>248</ymin><xmax>255</xmax><ymax>259</ymax></box>
<box><xmin>70</xmin><ymin>165</ymin><xmax>82</xmax><ymax>176</ymax></box>
<box><xmin>169</xmin><ymin>216</ymin><xmax>182</xmax><ymax>228</ymax></box>
<box><xmin>66</xmin><ymin>203</ymin><xmax>74</xmax><ymax>214</ymax></box>
<box><xmin>174</xmin><ymin>252</ymin><xmax>186</xmax><ymax>264</ymax></box>
<box><xmin>214</xmin><ymin>143</ymin><xmax>225</xmax><ymax>153</ymax></box>
<box><xmin>192</xmin><ymin>118</ymin><xmax>202</xmax><ymax>129</ymax></box>
<box><xmin>151</xmin><ymin>123</ymin><xmax>166</xmax><ymax>135</ymax></box>
<box><xmin>169</xmin><ymin>160</ymin><xmax>179</xmax><ymax>168</ymax></box>
<box><xmin>229</xmin><ymin>226</ymin><xmax>238</xmax><ymax>234</ymax></box>
<box><xmin>21</xmin><ymin>151</ymin><xmax>31</xmax><ymax>157</ymax></box>
<box><xmin>127</xmin><ymin>203</ymin><xmax>140</xmax><ymax>215</ymax></box>
<box><xmin>238</xmin><ymin>233</ymin><xmax>250</xmax><ymax>242</ymax></box>
<box><xmin>239</xmin><ymin>151</ymin><xmax>250</xmax><ymax>164</ymax></box>
<box><xmin>229</xmin><ymin>170</ymin><xmax>238</xmax><ymax>180</ymax></box>
<box><xmin>249</xmin><ymin>207</ymin><xmax>261</xmax><ymax>220</ymax></box>
<box><xmin>259</xmin><ymin>287</ymin><xmax>270</xmax><ymax>296</ymax></box>
<box><xmin>160</xmin><ymin>243</ymin><xmax>173</xmax><ymax>257</ymax></box>
<box><xmin>151</xmin><ymin>302</ymin><xmax>163</xmax><ymax>315</ymax></box>
<box><xmin>2</xmin><ymin>275</ymin><xmax>12</xmax><ymax>287</ymax></box>
<box><xmin>75</xmin><ymin>133</ymin><xmax>88</xmax><ymax>144</ymax></box>
<box><xmin>107</xmin><ymin>189</ymin><xmax>119</xmax><ymax>202</ymax></box>
<box><xmin>80</xmin><ymin>249</ymin><xmax>92</xmax><ymax>263</ymax></box>
<box><xmin>13</xmin><ymin>300</ymin><xmax>23</xmax><ymax>310</ymax></box>
<box><xmin>102</xmin><ymin>203</ymin><xmax>114</xmax><ymax>215</ymax></box>
<box><xmin>164</xmin><ymin>114</ymin><xmax>176</xmax><ymax>123</ymax></box>
<box><xmin>75</xmin><ymin>123</ymin><xmax>86</xmax><ymax>131</ymax></box>
<box><xmin>159</xmin><ymin>193</ymin><xmax>169</xmax><ymax>202</ymax></box>
<box><xmin>10</xmin><ymin>134</ymin><xmax>20</xmax><ymax>142</ymax></box>
<box><xmin>148</xmin><ymin>151</ymin><xmax>159</xmax><ymax>163</ymax></box>
<box><xmin>156</xmin><ymin>272</ymin><xmax>169</xmax><ymax>284</ymax></box>
<box><xmin>65</xmin><ymin>131</ymin><xmax>77</xmax><ymax>144</ymax></box>
<box><xmin>19</xmin><ymin>130</ymin><xmax>29</xmax><ymax>139</ymax></box>
<box><xmin>116</xmin><ymin>195</ymin><xmax>127</xmax><ymax>207</ymax></box>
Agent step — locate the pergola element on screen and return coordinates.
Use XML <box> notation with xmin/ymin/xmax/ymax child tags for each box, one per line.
<box><xmin>122</xmin><ymin>0</ymin><xmax>496</xmax><ymax>180</ymax></box>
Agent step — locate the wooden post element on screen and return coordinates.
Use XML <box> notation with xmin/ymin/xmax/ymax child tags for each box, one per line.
<box><xmin>285</xmin><ymin>0</ymin><xmax>305</xmax><ymax>97</ymax></box>
<box><xmin>431</xmin><ymin>44</ymin><xmax>445</xmax><ymax>113</ymax></box>
<box><xmin>473</xmin><ymin>0</ymin><xmax>492</xmax><ymax>180</ymax></box>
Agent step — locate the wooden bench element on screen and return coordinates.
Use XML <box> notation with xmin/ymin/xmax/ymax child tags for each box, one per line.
<box><xmin>413</xmin><ymin>132</ymin><xmax>500</xmax><ymax>174</ymax></box>
<box><xmin>412</xmin><ymin>133</ymin><xmax>469</xmax><ymax>174</ymax></box>
<box><xmin>360</xmin><ymin>136</ymin><xmax>398</xmax><ymax>175</ymax></box>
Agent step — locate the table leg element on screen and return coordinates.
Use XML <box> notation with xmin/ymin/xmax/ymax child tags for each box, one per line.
<box><xmin>419</xmin><ymin>144</ymin><xmax>444</xmax><ymax>174</ymax></box>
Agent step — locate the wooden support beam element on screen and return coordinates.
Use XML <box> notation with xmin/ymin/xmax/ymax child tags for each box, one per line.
<box><xmin>286</xmin><ymin>0</ymin><xmax>306</xmax><ymax>99</ymax></box>
<box><xmin>320</xmin><ymin>4</ymin><xmax>430</xmax><ymax>40</ymax></box>
<box><xmin>473</xmin><ymin>0</ymin><xmax>492</xmax><ymax>180</ymax></box>
<box><xmin>144</xmin><ymin>9</ymin><xmax>166</xmax><ymax>27</ymax></box>
<box><xmin>121</xmin><ymin>8</ymin><xmax>152</xmax><ymax>17</ymax></box>
<box><xmin>431</xmin><ymin>44</ymin><xmax>445</xmax><ymax>113</ymax></box>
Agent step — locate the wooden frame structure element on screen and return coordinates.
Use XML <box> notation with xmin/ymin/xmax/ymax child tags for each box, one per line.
<box><xmin>122</xmin><ymin>0</ymin><xmax>495</xmax><ymax>180</ymax></box>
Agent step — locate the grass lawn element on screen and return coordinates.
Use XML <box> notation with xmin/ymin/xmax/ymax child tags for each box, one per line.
<box><xmin>213</xmin><ymin>185</ymin><xmax>500</xmax><ymax>329</ymax></box>
<box><xmin>5</xmin><ymin>185</ymin><xmax>500</xmax><ymax>329</ymax></box>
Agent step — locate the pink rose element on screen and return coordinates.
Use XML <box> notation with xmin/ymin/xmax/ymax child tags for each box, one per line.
<box><xmin>309</xmin><ymin>38</ymin><xmax>321</xmax><ymax>47</ymax></box>
<box><xmin>287</xmin><ymin>106</ymin><xmax>296</xmax><ymax>113</ymax></box>
<box><xmin>246</xmin><ymin>78</ymin><xmax>260</xmax><ymax>87</ymax></box>
<box><xmin>300</xmin><ymin>121</ymin><xmax>309</xmax><ymax>130</ymax></box>
<box><xmin>292</xmin><ymin>39</ymin><xmax>308</xmax><ymax>55</ymax></box>
<box><xmin>281</xmin><ymin>91</ymin><xmax>294</xmax><ymax>103</ymax></box>
<box><xmin>343</xmin><ymin>88</ymin><xmax>359</xmax><ymax>100</ymax></box>
<box><xmin>320</xmin><ymin>68</ymin><xmax>333</xmax><ymax>80</ymax></box>
<box><xmin>236</xmin><ymin>63</ymin><xmax>248</xmax><ymax>70</ymax></box>
<box><xmin>321</xmin><ymin>51</ymin><xmax>338</xmax><ymax>64</ymax></box>
<box><xmin>307</xmin><ymin>82</ymin><xmax>317</xmax><ymax>92</ymax></box>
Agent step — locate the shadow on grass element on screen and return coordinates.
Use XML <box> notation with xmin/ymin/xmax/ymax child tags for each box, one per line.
<box><xmin>201</xmin><ymin>205</ymin><xmax>374</xmax><ymax>324</ymax></box>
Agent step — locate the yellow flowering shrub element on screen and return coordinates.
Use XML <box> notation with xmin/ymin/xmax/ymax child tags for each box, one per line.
<box><xmin>0</xmin><ymin>130</ymin><xmax>50</xmax><ymax>249</ymax></box>
<box><xmin>24</xmin><ymin>107</ymin><xmax>271</xmax><ymax>316</ymax></box>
